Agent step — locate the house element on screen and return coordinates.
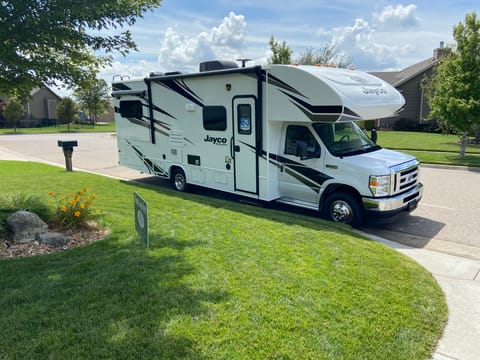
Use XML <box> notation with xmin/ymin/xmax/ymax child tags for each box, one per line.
<box><xmin>0</xmin><ymin>86</ymin><xmax>61</xmax><ymax>126</ymax></box>
<box><xmin>25</xmin><ymin>87</ymin><xmax>61</xmax><ymax>123</ymax></box>
<box><xmin>371</xmin><ymin>43</ymin><xmax>447</xmax><ymax>130</ymax></box>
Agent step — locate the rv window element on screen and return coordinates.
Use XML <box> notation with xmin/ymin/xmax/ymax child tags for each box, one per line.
<box><xmin>203</xmin><ymin>106</ymin><xmax>227</xmax><ymax>131</ymax></box>
<box><xmin>119</xmin><ymin>100</ymin><xmax>143</xmax><ymax>119</ymax></box>
<box><xmin>285</xmin><ymin>125</ymin><xmax>320</xmax><ymax>158</ymax></box>
<box><xmin>237</xmin><ymin>104</ymin><xmax>252</xmax><ymax>135</ymax></box>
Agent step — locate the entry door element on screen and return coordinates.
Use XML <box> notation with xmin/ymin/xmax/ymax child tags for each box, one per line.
<box><xmin>233</xmin><ymin>97</ymin><xmax>257</xmax><ymax>194</ymax></box>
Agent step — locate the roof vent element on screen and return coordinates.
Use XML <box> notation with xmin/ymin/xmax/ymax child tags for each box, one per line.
<box><xmin>199</xmin><ymin>60</ymin><xmax>239</xmax><ymax>72</ymax></box>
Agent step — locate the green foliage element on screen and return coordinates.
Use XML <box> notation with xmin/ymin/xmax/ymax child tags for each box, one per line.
<box><xmin>0</xmin><ymin>161</ymin><xmax>448</xmax><ymax>359</ymax></box>
<box><xmin>56</xmin><ymin>97</ymin><xmax>78</xmax><ymax>125</ymax></box>
<box><xmin>0</xmin><ymin>193</ymin><xmax>53</xmax><ymax>236</ymax></box>
<box><xmin>2</xmin><ymin>97</ymin><xmax>25</xmax><ymax>132</ymax></box>
<box><xmin>297</xmin><ymin>45</ymin><xmax>353</xmax><ymax>68</ymax></box>
<box><xmin>49</xmin><ymin>187</ymin><xmax>98</xmax><ymax>228</ymax></box>
<box><xmin>268</xmin><ymin>36</ymin><xmax>292</xmax><ymax>64</ymax></box>
<box><xmin>0</xmin><ymin>0</ymin><xmax>161</xmax><ymax>97</ymax></box>
<box><xmin>423</xmin><ymin>11</ymin><xmax>480</xmax><ymax>157</ymax></box>
<box><xmin>74</xmin><ymin>78</ymin><xmax>111</xmax><ymax>123</ymax></box>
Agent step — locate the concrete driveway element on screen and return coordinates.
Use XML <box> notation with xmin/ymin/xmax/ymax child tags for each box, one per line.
<box><xmin>1</xmin><ymin>132</ymin><xmax>480</xmax><ymax>259</ymax></box>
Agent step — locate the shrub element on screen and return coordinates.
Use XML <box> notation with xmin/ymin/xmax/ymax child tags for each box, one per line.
<box><xmin>49</xmin><ymin>187</ymin><xmax>98</xmax><ymax>228</ymax></box>
<box><xmin>0</xmin><ymin>194</ymin><xmax>53</xmax><ymax>236</ymax></box>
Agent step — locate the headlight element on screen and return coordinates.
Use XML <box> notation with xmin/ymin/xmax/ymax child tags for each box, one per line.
<box><xmin>369</xmin><ymin>175</ymin><xmax>390</xmax><ymax>196</ymax></box>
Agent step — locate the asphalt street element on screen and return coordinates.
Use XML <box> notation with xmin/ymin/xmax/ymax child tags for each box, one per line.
<box><xmin>1</xmin><ymin>132</ymin><xmax>479</xmax><ymax>259</ymax></box>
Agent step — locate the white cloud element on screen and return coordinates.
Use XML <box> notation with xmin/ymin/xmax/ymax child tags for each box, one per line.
<box><xmin>373</xmin><ymin>4</ymin><xmax>419</xmax><ymax>28</ymax></box>
<box><xmin>331</xmin><ymin>18</ymin><xmax>414</xmax><ymax>70</ymax></box>
<box><xmin>158</xmin><ymin>11</ymin><xmax>246</xmax><ymax>71</ymax></box>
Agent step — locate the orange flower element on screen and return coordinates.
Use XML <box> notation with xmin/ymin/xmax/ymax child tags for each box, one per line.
<box><xmin>80</xmin><ymin>203</ymin><xmax>86</xmax><ymax>209</ymax></box>
<box><xmin>48</xmin><ymin>191</ymin><xmax>55</xmax><ymax>196</ymax></box>
<box><xmin>92</xmin><ymin>194</ymin><xmax>98</xmax><ymax>199</ymax></box>
<box><xmin>74</xmin><ymin>211</ymin><xmax>81</xmax><ymax>217</ymax></box>
<box><xmin>70</xmin><ymin>199</ymin><xmax>77</xmax><ymax>206</ymax></box>
<box><xmin>60</xmin><ymin>205</ymin><xmax>68</xmax><ymax>212</ymax></box>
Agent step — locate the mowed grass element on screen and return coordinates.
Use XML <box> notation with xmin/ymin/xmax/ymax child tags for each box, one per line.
<box><xmin>0</xmin><ymin>161</ymin><xmax>447</xmax><ymax>359</ymax></box>
<box><xmin>377</xmin><ymin>131</ymin><xmax>480</xmax><ymax>167</ymax></box>
<box><xmin>0</xmin><ymin>122</ymin><xmax>115</xmax><ymax>135</ymax></box>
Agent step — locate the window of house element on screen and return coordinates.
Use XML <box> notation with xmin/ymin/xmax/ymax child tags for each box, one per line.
<box><xmin>119</xmin><ymin>100</ymin><xmax>143</xmax><ymax>119</ymax></box>
<box><xmin>203</xmin><ymin>106</ymin><xmax>227</xmax><ymax>131</ymax></box>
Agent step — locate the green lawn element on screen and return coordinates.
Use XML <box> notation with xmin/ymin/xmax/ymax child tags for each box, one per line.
<box><xmin>0</xmin><ymin>122</ymin><xmax>115</xmax><ymax>135</ymax></box>
<box><xmin>0</xmin><ymin>161</ymin><xmax>447</xmax><ymax>359</ymax></box>
<box><xmin>377</xmin><ymin>131</ymin><xmax>480</xmax><ymax>167</ymax></box>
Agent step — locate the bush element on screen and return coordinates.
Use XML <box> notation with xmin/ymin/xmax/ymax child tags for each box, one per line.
<box><xmin>0</xmin><ymin>194</ymin><xmax>53</xmax><ymax>236</ymax></box>
<box><xmin>392</xmin><ymin>118</ymin><xmax>418</xmax><ymax>131</ymax></box>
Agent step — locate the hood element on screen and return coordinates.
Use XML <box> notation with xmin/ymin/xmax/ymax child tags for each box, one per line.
<box><xmin>341</xmin><ymin>148</ymin><xmax>417</xmax><ymax>173</ymax></box>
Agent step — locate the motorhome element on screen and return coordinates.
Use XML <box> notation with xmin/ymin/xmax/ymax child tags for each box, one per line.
<box><xmin>112</xmin><ymin>61</ymin><xmax>423</xmax><ymax>226</ymax></box>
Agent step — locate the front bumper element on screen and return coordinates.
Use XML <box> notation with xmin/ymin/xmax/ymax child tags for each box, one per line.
<box><xmin>362</xmin><ymin>183</ymin><xmax>424</xmax><ymax>213</ymax></box>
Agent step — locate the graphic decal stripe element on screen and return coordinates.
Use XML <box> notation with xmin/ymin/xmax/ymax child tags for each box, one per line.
<box><xmin>126</xmin><ymin>140</ymin><xmax>169</xmax><ymax>177</ymax></box>
<box><xmin>256</xmin><ymin>71</ymin><xmax>305</xmax><ymax>97</ymax></box>
<box><xmin>154</xmin><ymin>78</ymin><xmax>204</xmax><ymax>107</ymax></box>
<box><xmin>241</xmin><ymin>142</ymin><xmax>332</xmax><ymax>192</ymax></box>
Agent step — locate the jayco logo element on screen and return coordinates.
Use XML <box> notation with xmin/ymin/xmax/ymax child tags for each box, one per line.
<box><xmin>361</xmin><ymin>87</ymin><xmax>387</xmax><ymax>96</ymax></box>
<box><xmin>204</xmin><ymin>134</ymin><xmax>228</xmax><ymax>145</ymax></box>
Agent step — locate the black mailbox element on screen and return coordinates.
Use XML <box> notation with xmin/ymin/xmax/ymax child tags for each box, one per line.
<box><xmin>58</xmin><ymin>140</ymin><xmax>78</xmax><ymax>148</ymax></box>
<box><xmin>58</xmin><ymin>140</ymin><xmax>78</xmax><ymax>171</ymax></box>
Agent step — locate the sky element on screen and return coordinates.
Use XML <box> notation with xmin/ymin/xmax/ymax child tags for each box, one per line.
<box><xmin>91</xmin><ymin>1</ymin><xmax>479</xmax><ymax>90</ymax></box>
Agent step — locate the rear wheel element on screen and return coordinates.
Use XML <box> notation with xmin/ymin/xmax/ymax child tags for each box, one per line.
<box><xmin>324</xmin><ymin>192</ymin><xmax>364</xmax><ymax>228</ymax></box>
<box><xmin>171</xmin><ymin>168</ymin><xmax>189</xmax><ymax>192</ymax></box>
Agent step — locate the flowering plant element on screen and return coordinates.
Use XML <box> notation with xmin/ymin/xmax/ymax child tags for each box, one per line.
<box><xmin>49</xmin><ymin>187</ymin><xmax>98</xmax><ymax>228</ymax></box>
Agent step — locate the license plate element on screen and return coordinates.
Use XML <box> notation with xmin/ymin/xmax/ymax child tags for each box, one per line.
<box><xmin>408</xmin><ymin>199</ymin><xmax>418</xmax><ymax>211</ymax></box>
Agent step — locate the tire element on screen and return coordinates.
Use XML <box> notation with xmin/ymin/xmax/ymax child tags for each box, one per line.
<box><xmin>324</xmin><ymin>191</ymin><xmax>364</xmax><ymax>228</ymax></box>
<box><xmin>171</xmin><ymin>168</ymin><xmax>189</xmax><ymax>192</ymax></box>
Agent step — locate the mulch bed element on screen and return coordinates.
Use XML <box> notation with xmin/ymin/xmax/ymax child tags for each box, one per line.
<box><xmin>0</xmin><ymin>223</ymin><xmax>109</xmax><ymax>259</ymax></box>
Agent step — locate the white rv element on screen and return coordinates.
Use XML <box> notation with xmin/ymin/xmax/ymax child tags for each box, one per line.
<box><xmin>112</xmin><ymin>61</ymin><xmax>423</xmax><ymax>226</ymax></box>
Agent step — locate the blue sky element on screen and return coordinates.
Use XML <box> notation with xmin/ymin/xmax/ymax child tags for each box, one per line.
<box><xmin>97</xmin><ymin>1</ymin><xmax>479</xmax><ymax>82</ymax></box>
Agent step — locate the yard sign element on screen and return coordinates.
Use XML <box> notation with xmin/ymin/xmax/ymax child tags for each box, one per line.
<box><xmin>134</xmin><ymin>192</ymin><xmax>149</xmax><ymax>247</ymax></box>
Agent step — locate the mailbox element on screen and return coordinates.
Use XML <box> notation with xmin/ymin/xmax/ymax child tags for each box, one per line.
<box><xmin>58</xmin><ymin>140</ymin><xmax>78</xmax><ymax>171</ymax></box>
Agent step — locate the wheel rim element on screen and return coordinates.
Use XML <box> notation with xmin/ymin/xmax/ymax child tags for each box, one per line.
<box><xmin>330</xmin><ymin>200</ymin><xmax>353</xmax><ymax>223</ymax></box>
<box><xmin>174</xmin><ymin>173</ymin><xmax>186</xmax><ymax>191</ymax></box>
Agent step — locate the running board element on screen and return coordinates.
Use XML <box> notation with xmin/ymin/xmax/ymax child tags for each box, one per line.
<box><xmin>276</xmin><ymin>198</ymin><xmax>319</xmax><ymax>211</ymax></box>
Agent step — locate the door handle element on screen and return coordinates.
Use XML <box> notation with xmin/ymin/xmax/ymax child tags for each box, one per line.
<box><xmin>230</xmin><ymin>137</ymin><xmax>234</xmax><ymax>158</ymax></box>
<box><xmin>234</xmin><ymin>145</ymin><xmax>240</xmax><ymax>152</ymax></box>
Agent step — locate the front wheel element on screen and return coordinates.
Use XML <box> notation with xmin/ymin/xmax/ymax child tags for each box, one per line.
<box><xmin>171</xmin><ymin>168</ymin><xmax>189</xmax><ymax>192</ymax></box>
<box><xmin>324</xmin><ymin>192</ymin><xmax>364</xmax><ymax>228</ymax></box>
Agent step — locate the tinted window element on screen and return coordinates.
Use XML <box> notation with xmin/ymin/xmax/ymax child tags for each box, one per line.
<box><xmin>119</xmin><ymin>100</ymin><xmax>143</xmax><ymax>118</ymax></box>
<box><xmin>203</xmin><ymin>106</ymin><xmax>227</xmax><ymax>131</ymax></box>
<box><xmin>285</xmin><ymin>125</ymin><xmax>320</xmax><ymax>158</ymax></box>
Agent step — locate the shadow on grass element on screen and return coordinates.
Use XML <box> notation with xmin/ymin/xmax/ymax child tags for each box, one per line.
<box><xmin>0</xmin><ymin>233</ymin><xmax>227</xmax><ymax>359</ymax></box>
<box><xmin>121</xmin><ymin>176</ymin><xmax>364</xmax><ymax>238</ymax></box>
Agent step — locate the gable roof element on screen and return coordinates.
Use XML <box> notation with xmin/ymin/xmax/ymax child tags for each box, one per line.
<box><xmin>371</xmin><ymin>57</ymin><xmax>438</xmax><ymax>87</ymax></box>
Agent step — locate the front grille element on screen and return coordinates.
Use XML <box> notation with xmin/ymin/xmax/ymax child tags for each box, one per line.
<box><xmin>391</xmin><ymin>161</ymin><xmax>419</xmax><ymax>196</ymax></box>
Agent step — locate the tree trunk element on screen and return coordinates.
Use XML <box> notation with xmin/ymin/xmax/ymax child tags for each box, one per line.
<box><xmin>459</xmin><ymin>131</ymin><xmax>468</xmax><ymax>158</ymax></box>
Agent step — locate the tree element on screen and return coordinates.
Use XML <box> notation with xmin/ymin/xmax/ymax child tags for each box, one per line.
<box><xmin>0</xmin><ymin>0</ymin><xmax>161</xmax><ymax>98</ymax></box>
<box><xmin>74</xmin><ymin>78</ymin><xmax>111</xmax><ymax>123</ymax></box>
<box><xmin>297</xmin><ymin>45</ymin><xmax>353</xmax><ymax>68</ymax></box>
<box><xmin>56</xmin><ymin>97</ymin><xmax>78</xmax><ymax>132</ymax></box>
<box><xmin>424</xmin><ymin>11</ymin><xmax>480</xmax><ymax>157</ymax></box>
<box><xmin>268</xmin><ymin>36</ymin><xmax>292</xmax><ymax>64</ymax></box>
<box><xmin>3</xmin><ymin>97</ymin><xmax>25</xmax><ymax>132</ymax></box>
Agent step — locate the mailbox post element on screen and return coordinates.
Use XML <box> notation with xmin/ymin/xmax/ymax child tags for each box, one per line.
<box><xmin>57</xmin><ymin>140</ymin><xmax>78</xmax><ymax>171</ymax></box>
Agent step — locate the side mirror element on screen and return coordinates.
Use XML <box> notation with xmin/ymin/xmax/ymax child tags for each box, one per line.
<box><xmin>370</xmin><ymin>129</ymin><xmax>378</xmax><ymax>144</ymax></box>
<box><xmin>295</xmin><ymin>140</ymin><xmax>308</xmax><ymax>157</ymax></box>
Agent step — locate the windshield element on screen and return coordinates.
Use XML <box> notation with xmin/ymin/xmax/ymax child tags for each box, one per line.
<box><xmin>313</xmin><ymin>122</ymin><xmax>381</xmax><ymax>157</ymax></box>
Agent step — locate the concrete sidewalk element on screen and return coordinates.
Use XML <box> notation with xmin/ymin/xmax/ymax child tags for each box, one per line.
<box><xmin>1</xmin><ymin>137</ymin><xmax>479</xmax><ymax>360</ymax></box>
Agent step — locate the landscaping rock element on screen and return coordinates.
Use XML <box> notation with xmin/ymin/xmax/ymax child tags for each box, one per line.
<box><xmin>37</xmin><ymin>232</ymin><xmax>70</xmax><ymax>247</ymax></box>
<box><xmin>6</xmin><ymin>211</ymin><xmax>48</xmax><ymax>243</ymax></box>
